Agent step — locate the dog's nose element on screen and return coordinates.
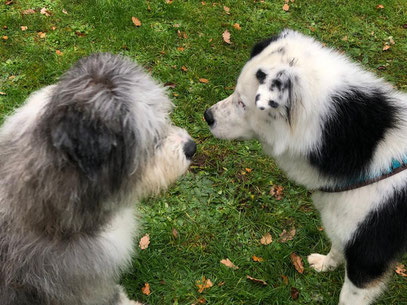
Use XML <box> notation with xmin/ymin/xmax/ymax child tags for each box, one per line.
<box><xmin>204</xmin><ymin>109</ymin><xmax>215</xmax><ymax>126</ymax></box>
<box><xmin>183</xmin><ymin>139</ymin><xmax>197</xmax><ymax>159</ymax></box>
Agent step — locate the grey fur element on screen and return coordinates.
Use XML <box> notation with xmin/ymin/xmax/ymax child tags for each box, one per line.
<box><xmin>0</xmin><ymin>53</ymin><xmax>192</xmax><ymax>305</ymax></box>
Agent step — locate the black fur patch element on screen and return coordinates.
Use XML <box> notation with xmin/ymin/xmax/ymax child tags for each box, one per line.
<box><xmin>345</xmin><ymin>186</ymin><xmax>407</xmax><ymax>288</ymax></box>
<box><xmin>255</xmin><ymin>94</ymin><xmax>260</xmax><ymax>102</ymax></box>
<box><xmin>250</xmin><ymin>35</ymin><xmax>280</xmax><ymax>58</ymax></box>
<box><xmin>308</xmin><ymin>88</ymin><xmax>398</xmax><ymax>180</ymax></box>
<box><xmin>268</xmin><ymin>100</ymin><xmax>279</xmax><ymax>108</ymax></box>
<box><xmin>256</xmin><ymin>69</ymin><xmax>267</xmax><ymax>84</ymax></box>
<box><xmin>271</xmin><ymin>79</ymin><xmax>282</xmax><ymax>91</ymax></box>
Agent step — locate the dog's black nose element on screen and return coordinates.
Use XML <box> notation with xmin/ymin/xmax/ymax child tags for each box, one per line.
<box><xmin>204</xmin><ymin>109</ymin><xmax>215</xmax><ymax>126</ymax></box>
<box><xmin>183</xmin><ymin>139</ymin><xmax>197</xmax><ymax>159</ymax></box>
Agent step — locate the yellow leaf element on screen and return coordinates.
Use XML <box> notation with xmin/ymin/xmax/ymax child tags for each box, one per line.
<box><xmin>139</xmin><ymin>234</ymin><xmax>150</xmax><ymax>250</ymax></box>
<box><xmin>233</xmin><ymin>23</ymin><xmax>241</xmax><ymax>30</ymax></box>
<box><xmin>2</xmin><ymin>36</ymin><xmax>8</xmax><ymax>40</ymax></box>
<box><xmin>260</xmin><ymin>233</ymin><xmax>272</xmax><ymax>245</ymax></box>
<box><xmin>132</xmin><ymin>17</ymin><xmax>141</xmax><ymax>27</ymax></box>
<box><xmin>252</xmin><ymin>255</ymin><xmax>264</xmax><ymax>262</ymax></box>
<box><xmin>220</xmin><ymin>258</ymin><xmax>239</xmax><ymax>270</ymax></box>
<box><xmin>199</xmin><ymin>78</ymin><xmax>209</xmax><ymax>83</ymax></box>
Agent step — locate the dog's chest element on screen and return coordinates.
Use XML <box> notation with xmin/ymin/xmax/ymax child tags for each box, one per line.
<box><xmin>99</xmin><ymin>207</ymin><xmax>139</xmax><ymax>269</ymax></box>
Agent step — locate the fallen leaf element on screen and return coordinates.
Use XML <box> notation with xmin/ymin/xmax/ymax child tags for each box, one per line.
<box><xmin>197</xmin><ymin>297</ymin><xmax>206</xmax><ymax>304</ymax></box>
<box><xmin>395</xmin><ymin>264</ymin><xmax>407</xmax><ymax>277</ymax></box>
<box><xmin>0</xmin><ymin>92</ymin><xmax>6</xmax><ymax>95</ymax></box>
<box><xmin>283</xmin><ymin>3</ymin><xmax>290</xmax><ymax>11</ymax></box>
<box><xmin>199</xmin><ymin>78</ymin><xmax>209</xmax><ymax>83</ymax></box>
<box><xmin>291</xmin><ymin>287</ymin><xmax>300</xmax><ymax>300</ymax></box>
<box><xmin>40</xmin><ymin>7</ymin><xmax>51</xmax><ymax>16</ymax></box>
<box><xmin>245</xmin><ymin>168</ymin><xmax>252</xmax><ymax>173</ymax></box>
<box><xmin>177</xmin><ymin>30</ymin><xmax>182</xmax><ymax>38</ymax></box>
<box><xmin>56</xmin><ymin>49</ymin><xmax>63</xmax><ymax>55</ymax></box>
<box><xmin>62</xmin><ymin>9</ymin><xmax>68</xmax><ymax>14</ymax></box>
<box><xmin>403</xmin><ymin>24</ymin><xmax>407</xmax><ymax>29</ymax></box>
<box><xmin>172</xmin><ymin>228</ymin><xmax>179</xmax><ymax>238</ymax></box>
<box><xmin>342</xmin><ymin>36</ymin><xmax>348</xmax><ymax>41</ymax></box>
<box><xmin>225</xmin><ymin>86</ymin><xmax>235</xmax><ymax>90</ymax></box>
<box><xmin>201</xmin><ymin>1</ymin><xmax>206</xmax><ymax>5</ymax></box>
<box><xmin>196</xmin><ymin>276</ymin><xmax>213</xmax><ymax>293</ymax></box>
<box><xmin>5</xmin><ymin>0</ymin><xmax>13</xmax><ymax>5</ymax></box>
<box><xmin>377</xmin><ymin>66</ymin><xmax>387</xmax><ymax>70</ymax></box>
<box><xmin>181</xmin><ymin>66</ymin><xmax>188</xmax><ymax>72</ymax></box>
<box><xmin>8</xmin><ymin>75</ymin><xmax>15</xmax><ymax>80</ymax></box>
<box><xmin>389</xmin><ymin>36</ymin><xmax>395</xmax><ymax>45</ymax></box>
<box><xmin>233</xmin><ymin>23</ymin><xmax>241</xmax><ymax>30</ymax></box>
<box><xmin>317</xmin><ymin>226</ymin><xmax>324</xmax><ymax>231</ymax></box>
<box><xmin>246</xmin><ymin>275</ymin><xmax>267</xmax><ymax>286</ymax></box>
<box><xmin>279</xmin><ymin>227</ymin><xmax>296</xmax><ymax>242</ymax></box>
<box><xmin>165</xmin><ymin>0</ymin><xmax>173</xmax><ymax>3</ymax></box>
<box><xmin>173</xmin><ymin>23</ymin><xmax>180</xmax><ymax>28</ymax></box>
<box><xmin>376</xmin><ymin>4</ymin><xmax>384</xmax><ymax>9</ymax></box>
<box><xmin>182</xmin><ymin>31</ymin><xmax>187</xmax><ymax>39</ymax></box>
<box><xmin>177</xmin><ymin>46</ymin><xmax>184</xmax><ymax>51</ymax></box>
<box><xmin>37</xmin><ymin>32</ymin><xmax>46</xmax><ymax>38</ymax></box>
<box><xmin>222</xmin><ymin>29</ymin><xmax>231</xmax><ymax>44</ymax></box>
<box><xmin>164</xmin><ymin>82</ymin><xmax>176</xmax><ymax>88</ymax></box>
<box><xmin>223</xmin><ymin>6</ymin><xmax>230</xmax><ymax>14</ymax></box>
<box><xmin>21</xmin><ymin>26</ymin><xmax>28</xmax><ymax>31</ymax></box>
<box><xmin>252</xmin><ymin>255</ymin><xmax>264</xmax><ymax>262</ymax></box>
<box><xmin>290</xmin><ymin>252</ymin><xmax>304</xmax><ymax>274</ymax></box>
<box><xmin>220</xmin><ymin>258</ymin><xmax>239</xmax><ymax>270</ymax></box>
<box><xmin>2</xmin><ymin>36</ymin><xmax>8</xmax><ymax>40</ymax></box>
<box><xmin>22</xmin><ymin>9</ymin><xmax>36</xmax><ymax>15</ymax></box>
<box><xmin>3</xmin><ymin>26</ymin><xmax>8</xmax><ymax>29</ymax></box>
<box><xmin>51</xmin><ymin>26</ymin><xmax>56</xmax><ymax>30</ymax></box>
<box><xmin>141</xmin><ymin>283</ymin><xmax>151</xmax><ymax>295</ymax></box>
<box><xmin>281</xmin><ymin>275</ymin><xmax>288</xmax><ymax>285</ymax></box>
<box><xmin>260</xmin><ymin>233</ymin><xmax>272</xmax><ymax>245</ymax></box>
<box><xmin>383</xmin><ymin>44</ymin><xmax>391</xmax><ymax>51</ymax></box>
<box><xmin>217</xmin><ymin>281</ymin><xmax>225</xmax><ymax>287</ymax></box>
<box><xmin>139</xmin><ymin>234</ymin><xmax>150</xmax><ymax>250</ymax></box>
<box><xmin>132</xmin><ymin>17</ymin><xmax>141</xmax><ymax>27</ymax></box>
<box><xmin>270</xmin><ymin>184</ymin><xmax>284</xmax><ymax>200</ymax></box>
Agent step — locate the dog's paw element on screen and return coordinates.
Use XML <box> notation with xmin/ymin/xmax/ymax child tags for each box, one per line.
<box><xmin>307</xmin><ymin>253</ymin><xmax>333</xmax><ymax>272</ymax></box>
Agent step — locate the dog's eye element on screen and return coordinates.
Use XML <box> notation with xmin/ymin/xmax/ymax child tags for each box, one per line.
<box><xmin>238</xmin><ymin>100</ymin><xmax>246</xmax><ymax>109</ymax></box>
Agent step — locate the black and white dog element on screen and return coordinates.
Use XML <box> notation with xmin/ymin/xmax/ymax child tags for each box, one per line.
<box><xmin>204</xmin><ymin>29</ymin><xmax>407</xmax><ymax>304</ymax></box>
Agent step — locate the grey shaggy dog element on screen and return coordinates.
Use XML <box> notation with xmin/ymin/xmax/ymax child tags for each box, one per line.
<box><xmin>0</xmin><ymin>53</ymin><xmax>196</xmax><ymax>305</ymax></box>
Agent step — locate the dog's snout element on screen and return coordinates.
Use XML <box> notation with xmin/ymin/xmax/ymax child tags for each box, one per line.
<box><xmin>204</xmin><ymin>109</ymin><xmax>215</xmax><ymax>126</ymax></box>
<box><xmin>183</xmin><ymin>139</ymin><xmax>197</xmax><ymax>159</ymax></box>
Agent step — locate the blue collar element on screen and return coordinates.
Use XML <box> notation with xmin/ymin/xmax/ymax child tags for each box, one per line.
<box><xmin>319</xmin><ymin>157</ymin><xmax>407</xmax><ymax>192</ymax></box>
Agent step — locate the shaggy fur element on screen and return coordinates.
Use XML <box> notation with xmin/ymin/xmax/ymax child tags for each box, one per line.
<box><xmin>204</xmin><ymin>29</ymin><xmax>407</xmax><ymax>305</ymax></box>
<box><xmin>0</xmin><ymin>53</ymin><xmax>195</xmax><ymax>305</ymax></box>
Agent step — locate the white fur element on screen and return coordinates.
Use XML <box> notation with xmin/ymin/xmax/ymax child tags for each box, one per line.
<box><xmin>207</xmin><ymin>29</ymin><xmax>407</xmax><ymax>304</ymax></box>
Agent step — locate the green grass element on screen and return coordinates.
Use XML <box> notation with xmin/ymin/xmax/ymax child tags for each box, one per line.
<box><xmin>1</xmin><ymin>0</ymin><xmax>407</xmax><ymax>304</ymax></box>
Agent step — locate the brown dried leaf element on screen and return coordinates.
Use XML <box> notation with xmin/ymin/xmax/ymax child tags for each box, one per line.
<box><xmin>5</xmin><ymin>0</ymin><xmax>13</xmax><ymax>5</ymax></box>
<box><xmin>252</xmin><ymin>255</ymin><xmax>264</xmax><ymax>262</ymax></box>
<box><xmin>201</xmin><ymin>1</ymin><xmax>206</xmax><ymax>5</ymax></box>
<box><xmin>376</xmin><ymin>4</ymin><xmax>384</xmax><ymax>9</ymax></box>
<box><xmin>62</xmin><ymin>9</ymin><xmax>68</xmax><ymax>15</ymax></box>
<box><xmin>233</xmin><ymin>23</ymin><xmax>241</xmax><ymax>30</ymax></box>
<box><xmin>37</xmin><ymin>32</ymin><xmax>46</xmax><ymax>38</ymax></box>
<box><xmin>220</xmin><ymin>258</ymin><xmax>239</xmax><ymax>270</ymax></box>
<box><xmin>395</xmin><ymin>264</ymin><xmax>407</xmax><ymax>277</ymax></box>
<box><xmin>177</xmin><ymin>46</ymin><xmax>184</xmax><ymax>51</ymax></box>
<box><xmin>217</xmin><ymin>281</ymin><xmax>225</xmax><ymax>287</ymax></box>
<box><xmin>270</xmin><ymin>185</ymin><xmax>284</xmax><ymax>200</ymax></box>
<box><xmin>55</xmin><ymin>49</ymin><xmax>63</xmax><ymax>56</ymax></box>
<box><xmin>246</xmin><ymin>275</ymin><xmax>267</xmax><ymax>286</ymax></box>
<box><xmin>164</xmin><ymin>82</ymin><xmax>176</xmax><ymax>88</ymax></box>
<box><xmin>223</xmin><ymin>6</ymin><xmax>230</xmax><ymax>14</ymax></box>
<box><xmin>141</xmin><ymin>283</ymin><xmax>150</xmax><ymax>295</ymax></box>
<box><xmin>139</xmin><ymin>234</ymin><xmax>150</xmax><ymax>250</ymax></box>
<box><xmin>40</xmin><ymin>8</ymin><xmax>51</xmax><ymax>16</ymax></box>
<box><xmin>197</xmin><ymin>297</ymin><xmax>206</xmax><ymax>304</ymax></box>
<box><xmin>281</xmin><ymin>275</ymin><xmax>288</xmax><ymax>285</ymax></box>
<box><xmin>132</xmin><ymin>17</ymin><xmax>141</xmax><ymax>27</ymax></box>
<box><xmin>22</xmin><ymin>9</ymin><xmax>36</xmax><ymax>15</ymax></box>
<box><xmin>196</xmin><ymin>276</ymin><xmax>213</xmax><ymax>293</ymax></box>
<box><xmin>199</xmin><ymin>78</ymin><xmax>209</xmax><ymax>83</ymax></box>
<box><xmin>260</xmin><ymin>232</ymin><xmax>272</xmax><ymax>245</ymax></box>
<box><xmin>172</xmin><ymin>228</ymin><xmax>179</xmax><ymax>238</ymax></box>
<box><xmin>3</xmin><ymin>25</ymin><xmax>8</xmax><ymax>29</ymax></box>
<box><xmin>383</xmin><ymin>44</ymin><xmax>391</xmax><ymax>51</ymax></box>
<box><xmin>389</xmin><ymin>36</ymin><xmax>395</xmax><ymax>45</ymax></box>
<box><xmin>279</xmin><ymin>227</ymin><xmax>296</xmax><ymax>242</ymax></box>
<box><xmin>222</xmin><ymin>29</ymin><xmax>231</xmax><ymax>44</ymax></box>
<box><xmin>181</xmin><ymin>66</ymin><xmax>188</xmax><ymax>72</ymax></box>
<box><xmin>0</xmin><ymin>92</ymin><xmax>6</xmax><ymax>95</ymax></box>
<box><xmin>291</xmin><ymin>287</ymin><xmax>300</xmax><ymax>300</ymax></box>
<box><xmin>282</xmin><ymin>3</ymin><xmax>290</xmax><ymax>11</ymax></box>
<box><xmin>21</xmin><ymin>26</ymin><xmax>28</xmax><ymax>31</ymax></box>
<box><xmin>290</xmin><ymin>252</ymin><xmax>304</xmax><ymax>274</ymax></box>
<box><xmin>165</xmin><ymin>0</ymin><xmax>173</xmax><ymax>3</ymax></box>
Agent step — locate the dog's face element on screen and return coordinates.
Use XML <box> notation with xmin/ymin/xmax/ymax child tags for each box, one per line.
<box><xmin>204</xmin><ymin>31</ymin><xmax>302</xmax><ymax>150</ymax></box>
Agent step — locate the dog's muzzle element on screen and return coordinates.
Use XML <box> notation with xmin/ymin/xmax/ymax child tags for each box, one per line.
<box><xmin>183</xmin><ymin>139</ymin><xmax>197</xmax><ymax>159</ymax></box>
<box><xmin>204</xmin><ymin>108</ymin><xmax>215</xmax><ymax>126</ymax></box>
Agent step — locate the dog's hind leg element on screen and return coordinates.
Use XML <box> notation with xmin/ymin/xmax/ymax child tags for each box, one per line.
<box><xmin>116</xmin><ymin>285</ymin><xmax>144</xmax><ymax>305</ymax></box>
<box><xmin>308</xmin><ymin>245</ymin><xmax>344</xmax><ymax>272</ymax></box>
<box><xmin>338</xmin><ymin>271</ymin><xmax>388</xmax><ymax>305</ymax></box>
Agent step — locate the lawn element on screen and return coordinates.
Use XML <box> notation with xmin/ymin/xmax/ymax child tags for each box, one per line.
<box><xmin>1</xmin><ymin>0</ymin><xmax>407</xmax><ymax>304</ymax></box>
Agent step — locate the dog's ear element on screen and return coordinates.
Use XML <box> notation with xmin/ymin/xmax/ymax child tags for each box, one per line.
<box><xmin>50</xmin><ymin>106</ymin><xmax>122</xmax><ymax>179</ymax></box>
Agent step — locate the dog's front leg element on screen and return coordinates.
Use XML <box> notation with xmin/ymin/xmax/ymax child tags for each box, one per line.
<box><xmin>308</xmin><ymin>245</ymin><xmax>344</xmax><ymax>272</ymax></box>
